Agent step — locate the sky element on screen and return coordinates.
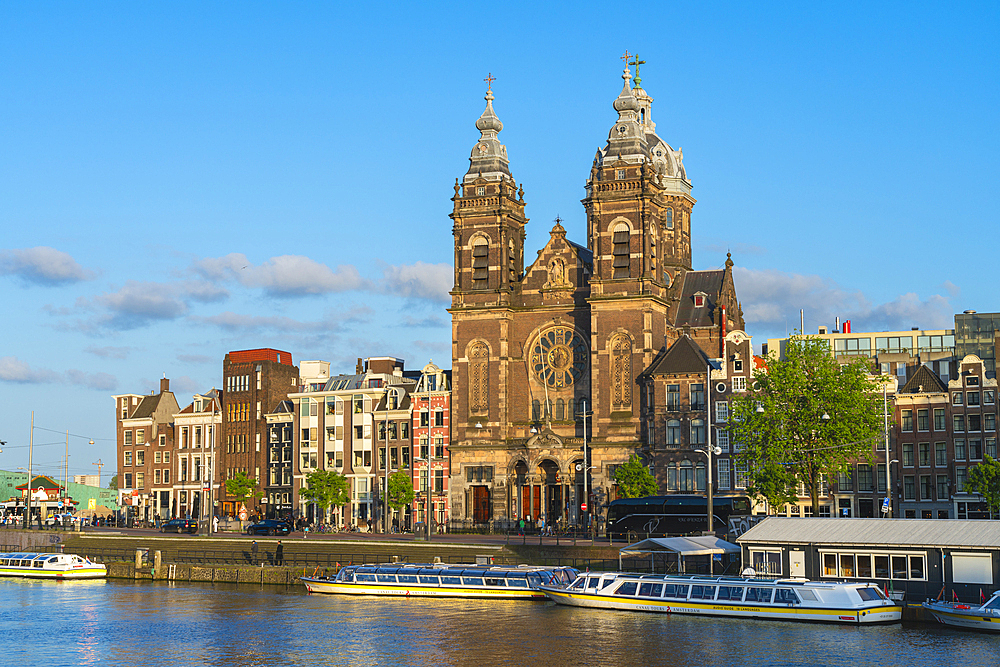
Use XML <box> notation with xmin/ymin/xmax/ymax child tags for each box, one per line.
<box><xmin>1</xmin><ymin>2</ymin><xmax>997</xmax><ymax>481</ymax></box>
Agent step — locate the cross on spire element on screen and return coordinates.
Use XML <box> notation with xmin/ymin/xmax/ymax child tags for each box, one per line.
<box><xmin>630</xmin><ymin>55</ymin><xmax>646</xmax><ymax>82</ymax></box>
<box><xmin>620</xmin><ymin>50</ymin><xmax>632</xmax><ymax>70</ymax></box>
<box><xmin>484</xmin><ymin>72</ymin><xmax>496</xmax><ymax>92</ymax></box>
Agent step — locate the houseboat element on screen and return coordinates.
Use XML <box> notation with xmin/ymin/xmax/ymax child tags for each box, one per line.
<box><xmin>540</xmin><ymin>572</ymin><xmax>901</xmax><ymax>624</ymax></box>
<box><xmin>302</xmin><ymin>563</ymin><xmax>577</xmax><ymax>599</ymax></box>
<box><xmin>922</xmin><ymin>591</ymin><xmax>1000</xmax><ymax>631</ymax></box>
<box><xmin>0</xmin><ymin>552</ymin><xmax>106</xmax><ymax>580</ymax></box>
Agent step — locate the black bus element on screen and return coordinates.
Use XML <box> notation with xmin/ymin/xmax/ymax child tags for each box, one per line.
<box><xmin>605</xmin><ymin>495</ymin><xmax>752</xmax><ymax>538</ymax></box>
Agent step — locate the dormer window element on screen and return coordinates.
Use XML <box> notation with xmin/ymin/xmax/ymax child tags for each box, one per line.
<box><xmin>616</xmin><ymin>169</ymin><xmax>625</xmax><ymax>180</ymax></box>
<box><xmin>694</xmin><ymin>292</ymin><xmax>707</xmax><ymax>307</ymax></box>
<box><xmin>476</xmin><ymin>186</ymin><xmax>485</xmax><ymax>196</ymax></box>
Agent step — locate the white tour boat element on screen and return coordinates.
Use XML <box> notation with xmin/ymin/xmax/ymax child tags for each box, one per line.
<box><xmin>302</xmin><ymin>563</ymin><xmax>577</xmax><ymax>599</ymax></box>
<box><xmin>540</xmin><ymin>572</ymin><xmax>901</xmax><ymax>624</ymax></box>
<box><xmin>0</xmin><ymin>552</ymin><xmax>107</xmax><ymax>580</ymax></box>
<box><xmin>922</xmin><ymin>591</ymin><xmax>1000</xmax><ymax>631</ymax></box>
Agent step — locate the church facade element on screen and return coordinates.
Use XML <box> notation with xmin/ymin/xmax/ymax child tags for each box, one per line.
<box><xmin>448</xmin><ymin>61</ymin><xmax>749</xmax><ymax>526</ymax></box>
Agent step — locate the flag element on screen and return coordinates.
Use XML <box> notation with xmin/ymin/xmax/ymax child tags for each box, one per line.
<box><xmin>953</xmin><ymin>590</ymin><xmax>960</xmax><ymax>602</ymax></box>
<box><xmin>982</xmin><ymin>588</ymin><xmax>987</xmax><ymax>604</ymax></box>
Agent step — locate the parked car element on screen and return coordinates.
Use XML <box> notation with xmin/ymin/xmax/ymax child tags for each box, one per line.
<box><xmin>161</xmin><ymin>518</ymin><xmax>198</xmax><ymax>534</ymax></box>
<box><xmin>44</xmin><ymin>513</ymin><xmax>77</xmax><ymax>527</ymax></box>
<box><xmin>246</xmin><ymin>519</ymin><xmax>290</xmax><ymax>536</ymax></box>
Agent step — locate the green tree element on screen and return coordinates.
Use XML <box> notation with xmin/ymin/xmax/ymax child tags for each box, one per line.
<box><xmin>225</xmin><ymin>472</ymin><xmax>263</xmax><ymax>521</ymax></box>
<box><xmin>298</xmin><ymin>470</ymin><xmax>350</xmax><ymax>522</ymax></box>
<box><xmin>108</xmin><ymin>474</ymin><xmax>118</xmax><ymax>491</ymax></box>
<box><xmin>967</xmin><ymin>456</ymin><xmax>1000</xmax><ymax>515</ymax></box>
<box><xmin>386</xmin><ymin>471</ymin><xmax>415</xmax><ymax>512</ymax></box>
<box><xmin>614</xmin><ymin>454</ymin><xmax>659</xmax><ymax>498</ymax></box>
<box><xmin>745</xmin><ymin>461</ymin><xmax>798</xmax><ymax>511</ymax></box>
<box><xmin>729</xmin><ymin>335</ymin><xmax>885</xmax><ymax>515</ymax></box>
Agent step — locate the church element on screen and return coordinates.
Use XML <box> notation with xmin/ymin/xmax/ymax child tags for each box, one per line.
<box><xmin>447</xmin><ymin>58</ymin><xmax>754</xmax><ymax>527</ymax></box>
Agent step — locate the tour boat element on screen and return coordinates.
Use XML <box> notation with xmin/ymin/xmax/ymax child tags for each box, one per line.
<box><xmin>0</xmin><ymin>552</ymin><xmax>107</xmax><ymax>580</ymax></box>
<box><xmin>539</xmin><ymin>572</ymin><xmax>901</xmax><ymax>624</ymax></box>
<box><xmin>922</xmin><ymin>591</ymin><xmax>1000</xmax><ymax>631</ymax></box>
<box><xmin>302</xmin><ymin>563</ymin><xmax>577</xmax><ymax>599</ymax></box>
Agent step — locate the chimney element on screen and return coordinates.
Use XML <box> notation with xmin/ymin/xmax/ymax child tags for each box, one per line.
<box><xmin>835</xmin><ymin>316</ymin><xmax>840</xmax><ymax>333</ymax></box>
<box><xmin>160</xmin><ymin>377</ymin><xmax>170</xmax><ymax>393</ymax></box>
<box><xmin>356</xmin><ymin>358</ymin><xmax>364</xmax><ymax>374</ymax></box>
<box><xmin>843</xmin><ymin>320</ymin><xmax>851</xmax><ymax>334</ymax></box>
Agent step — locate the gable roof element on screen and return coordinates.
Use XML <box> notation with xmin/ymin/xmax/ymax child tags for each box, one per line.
<box><xmin>646</xmin><ymin>334</ymin><xmax>710</xmax><ymax>376</ymax></box>
<box><xmin>674</xmin><ymin>269</ymin><xmax>724</xmax><ymax>328</ymax></box>
<box><xmin>900</xmin><ymin>365</ymin><xmax>948</xmax><ymax>394</ymax></box>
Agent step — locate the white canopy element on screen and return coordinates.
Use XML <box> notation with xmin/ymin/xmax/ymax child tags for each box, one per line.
<box><xmin>619</xmin><ymin>536</ymin><xmax>741</xmax><ymax>572</ymax></box>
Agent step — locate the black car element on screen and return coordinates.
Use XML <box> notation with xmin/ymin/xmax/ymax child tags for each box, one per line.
<box><xmin>161</xmin><ymin>518</ymin><xmax>198</xmax><ymax>534</ymax></box>
<box><xmin>246</xmin><ymin>519</ymin><xmax>290</xmax><ymax>536</ymax></box>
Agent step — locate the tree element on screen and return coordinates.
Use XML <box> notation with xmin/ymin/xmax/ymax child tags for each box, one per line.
<box><xmin>386</xmin><ymin>471</ymin><xmax>415</xmax><ymax>513</ymax></box>
<box><xmin>225</xmin><ymin>472</ymin><xmax>263</xmax><ymax>521</ymax></box>
<box><xmin>967</xmin><ymin>456</ymin><xmax>1000</xmax><ymax>515</ymax></box>
<box><xmin>744</xmin><ymin>461</ymin><xmax>798</xmax><ymax>511</ymax></box>
<box><xmin>615</xmin><ymin>454</ymin><xmax>659</xmax><ymax>498</ymax></box>
<box><xmin>729</xmin><ymin>335</ymin><xmax>885</xmax><ymax>516</ymax></box>
<box><xmin>298</xmin><ymin>470</ymin><xmax>350</xmax><ymax>523</ymax></box>
<box><xmin>108</xmin><ymin>474</ymin><xmax>118</xmax><ymax>491</ymax></box>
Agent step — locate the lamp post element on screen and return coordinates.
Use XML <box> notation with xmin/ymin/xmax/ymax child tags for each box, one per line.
<box><xmin>883</xmin><ymin>382</ymin><xmax>891</xmax><ymax>518</ymax></box>
<box><xmin>577</xmin><ymin>399</ymin><xmax>593</xmax><ymax>533</ymax></box>
<box><xmin>25</xmin><ymin>412</ymin><xmax>34</xmax><ymax>530</ymax></box>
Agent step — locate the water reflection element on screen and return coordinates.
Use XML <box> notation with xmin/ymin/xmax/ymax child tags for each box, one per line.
<box><xmin>1</xmin><ymin>579</ymin><xmax>998</xmax><ymax>667</ymax></box>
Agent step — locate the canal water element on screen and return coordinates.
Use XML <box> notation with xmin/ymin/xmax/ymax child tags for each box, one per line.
<box><xmin>2</xmin><ymin>579</ymin><xmax>998</xmax><ymax>666</ymax></box>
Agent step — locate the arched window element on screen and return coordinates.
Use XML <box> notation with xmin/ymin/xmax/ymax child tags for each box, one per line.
<box><xmin>556</xmin><ymin>398</ymin><xmax>565</xmax><ymax>421</ymax></box>
<box><xmin>665</xmin><ymin>207</ymin><xmax>674</xmax><ymax>230</ymax></box>
<box><xmin>612</xmin><ymin>222</ymin><xmax>630</xmax><ymax>279</ymax></box>
<box><xmin>472</xmin><ymin>237</ymin><xmax>489</xmax><ymax>289</ymax></box>
<box><xmin>610</xmin><ymin>334</ymin><xmax>632</xmax><ymax>410</ymax></box>
<box><xmin>531</xmin><ymin>400</ymin><xmax>541</xmax><ymax>422</ymax></box>
<box><xmin>469</xmin><ymin>342</ymin><xmax>489</xmax><ymax>415</ymax></box>
<box><xmin>568</xmin><ymin>398</ymin><xmax>576</xmax><ymax>421</ymax></box>
<box><xmin>695</xmin><ymin>461</ymin><xmax>707</xmax><ymax>491</ymax></box>
<box><xmin>666</xmin><ymin>419</ymin><xmax>681</xmax><ymax>445</ymax></box>
<box><xmin>679</xmin><ymin>459</ymin><xmax>694</xmax><ymax>492</ymax></box>
<box><xmin>545</xmin><ymin>399</ymin><xmax>553</xmax><ymax>420</ymax></box>
<box><xmin>691</xmin><ymin>418</ymin><xmax>706</xmax><ymax>445</ymax></box>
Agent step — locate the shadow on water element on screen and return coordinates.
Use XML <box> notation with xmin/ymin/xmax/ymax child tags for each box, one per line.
<box><xmin>1</xmin><ymin>579</ymin><xmax>998</xmax><ymax>667</ymax></box>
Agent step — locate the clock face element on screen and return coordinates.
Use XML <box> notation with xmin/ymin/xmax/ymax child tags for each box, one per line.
<box><xmin>530</xmin><ymin>327</ymin><xmax>588</xmax><ymax>388</ymax></box>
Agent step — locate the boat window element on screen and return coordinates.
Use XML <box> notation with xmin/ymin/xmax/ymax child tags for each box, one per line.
<box><xmin>357</xmin><ymin>574</ymin><xmax>376</xmax><ymax>582</ymax></box>
<box><xmin>376</xmin><ymin>574</ymin><xmax>397</xmax><ymax>583</ymax></box>
<box><xmin>47</xmin><ymin>557</ymin><xmax>59</xmax><ymax>563</ymax></box>
<box><xmin>985</xmin><ymin>596</ymin><xmax>1000</xmax><ymax>610</ymax></box>
<box><xmin>663</xmin><ymin>584</ymin><xmax>689</xmax><ymax>599</ymax></box>
<box><xmin>441</xmin><ymin>576</ymin><xmax>462</xmax><ymax>585</ymax></box>
<box><xmin>508</xmin><ymin>579</ymin><xmax>528</xmax><ymax>588</ymax></box>
<box><xmin>717</xmin><ymin>586</ymin><xmax>745</xmax><ymax>601</ymax></box>
<box><xmin>462</xmin><ymin>577</ymin><xmax>484</xmax><ymax>586</ymax></box>
<box><xmin>33</xmin><ymin>561</ymin><xmax>44</xmax><ymax>568</ymax></box>
<box><xmin>484</xmin><ymin>577</ymin><xmax>505</xmax><ymax>586</ymax></box>
<box><xmin>745</xmin><ymin>587</ymin><xmax>773</xmax><ymax>603</ymax></box>
<box><xmin>774</xmin><ymin>588</ymin><xmax>799</xmax><ymax>604</ymax></box>
<box><xmin>526</xmin><ymin>574</ymin><xmax>542</xmax><ymax>587</ymax></box>
<box><xmin>0</xmin><ymin>560</ymin><xmax>7</xmax><ymax>566</ymax></box>
<box><xmin>797</xmin><ymin>589</ymin><xmax>818</xmax><ymax>601</ymax></box>
<box><xmin>855</xmin><ymin>587</ymin><xmax>882</xmax><ymax>602</ymax></box>
<box><xmin>572</xmin><ymin>578</ymin><xmax>586</xmax><ymax>589</ymax></box>
<box><xmin>874</xmin><ymin>555</ymin><xmax>890</xmax><ymax>579</ymax></box>
<box><xmin>419</xmin><ymin>576</ymin><xmax>440</xmax><ymax>584</ymax></box>
<box><xmin>691</xmin><ymin>585</ymin><xmax>716</xmax><ymax>600</ymax></box>
<box><xmin>638</xmin><ymin>583</ymin><xmax>663</xmax><ymax>598</ymax></box>
<box><xmin>909</xmin><ymin>556</ymin><xmax>925</xmax><ymax>579</ymax></box>
<box><xmin>506</xmin><ymin>571</ymin><xmax>527</xmax><ymax>579</ymax></box>
<box><xmin>398</xmin><ymin>574</ymin><xmax>418</xmax><ymax>584</ymax></box>
<box><xmin>586</xmin><ymin>578</ymin><xmax>599</xmax><ymax>590</ymax></box>
<box><xmin>615</xmin><ymin>581</ymin><xmax>638</xmax><ymax>596</ymax></box>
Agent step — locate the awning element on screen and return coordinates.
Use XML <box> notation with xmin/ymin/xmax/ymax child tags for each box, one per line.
<box><xmin>620</xmin><ymin>536</ymin><xmax>741</xmax><ymax>558</ymax></box>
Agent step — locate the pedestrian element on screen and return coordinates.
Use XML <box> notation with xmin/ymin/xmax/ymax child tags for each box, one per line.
<box><xmin>251</xmin><ymin>540</ymin><xmax>258</xmax><ymax>566</ymax></box>
<box><xmin>275</xmin><ymin>540</ymin><xmax>284</xmax><ymax>566</ymax></box>
<box><xmin>518</xmin><ymin>517</ymin><xmax>524</xmax><ymax>536</ymax></box>
<box><xmin>212</xmin><ymin>515</ymin><xmax>219</xmax><ymax>533</ymax></box>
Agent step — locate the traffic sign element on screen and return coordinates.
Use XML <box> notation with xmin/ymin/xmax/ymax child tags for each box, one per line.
<box><xmin>581</xmin><ymin>503</ymin><xmax>588</xmax><ymax>512</ymax></box>
<box><xmin>881</xmin><ymin>497</ymin><xmax>890</xmax><ymax>513</ymax></box>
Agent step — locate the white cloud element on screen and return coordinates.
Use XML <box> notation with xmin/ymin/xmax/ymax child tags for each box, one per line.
<box><xmin>0</xmin><ymin>356</ymin><xmax>116</xmax><ymax>390</ymax></box>
<box><xmin>94</xmin><ymin>281</ymin><xmax>189</xmax><ymax>329</ymax></box>
<box><xmin>0</xmin><ymin>246</ymin><xmax>96</xmax><ymax>285</ymax></box>
<box><xmin>190</xmin><ymin>311</ymin><xmax>334</xmax><ymax>333</ymax></box>
<box><xmin>85</xmin><ymin>346</ymin><xmax>132</xmax><ymax>360</ymax></box>
<box><xmin>379</xmin><ymin>262</ymin><xmax>452</xmax><ymax>302</ymax></box>
<box><xmin>193</xmin><ymin>253</ymin><xmax>367</xmax><ymax>297</ymax></box>
<box><xmin>0</xmin><ymin>357</ymin><xmax>60</xmax><ymax>383</ymax></box>
<box><xmin>733</xmin><ymin>267</ymin><xmax>955</xmax><ymax>337</ymax></box>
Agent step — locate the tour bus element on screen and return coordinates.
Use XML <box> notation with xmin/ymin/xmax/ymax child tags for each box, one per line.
<box><xmin>605</xmin><ymin>495</ymin><xmax>752</xmax><ymax>538</ymax></box>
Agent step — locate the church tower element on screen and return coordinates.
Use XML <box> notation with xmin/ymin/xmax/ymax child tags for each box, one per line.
<box><xmin>584</xmin><ymin>58</ymin><xmax>695</xmax><ymax>442</ymax></box>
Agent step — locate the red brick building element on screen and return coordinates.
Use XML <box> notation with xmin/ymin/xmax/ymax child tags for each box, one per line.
<box><xmin>410</xmin><ymin>362</ymin><xmax>451</xmax><ymax>530</ymax></box>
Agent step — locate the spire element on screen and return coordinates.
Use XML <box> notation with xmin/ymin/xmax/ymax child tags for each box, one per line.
<box><xmin>465</xmin><ymin>72</ymin><xmax>511</xmax><ymax>182</ymax></box>
<box><xmin>612</xmin><ymin>57</ymin><xmax>639</xmax><ymax>116</ymax></box>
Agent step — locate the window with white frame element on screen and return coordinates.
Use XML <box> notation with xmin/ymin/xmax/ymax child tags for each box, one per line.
<box><xmin>715</xmin><ymin>401</ymin><xmax>729</xmax><ymax>423</ymax></box>
<box><xmin>820</xmin><ymin>550</ymin><xmax>925</xmax><ymax>581</ymax></box>
<box><xmin>732</xmin><ymin>377</ymin><xmax>746</xmax><ymax>392</ymax></box>
<box><xmin>716</xmin><ymin>429</ymin><xmax>729</xmax><ymax>452</ymax></box>
<box><xmin>749</xmin><ymin>549</ymin><xmax>782</xmax><ymax>576</ymax></box>
<box><xmin>717</xmin><ymin>459</ymin><xmax>731</xmax><ymax>490</ymax></box>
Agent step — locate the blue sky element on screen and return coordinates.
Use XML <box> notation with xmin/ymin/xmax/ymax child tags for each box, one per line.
<box><xmin>1</xmin><ymin>2</ymin><xmax>997</xmax><ymax>480</ymax></box>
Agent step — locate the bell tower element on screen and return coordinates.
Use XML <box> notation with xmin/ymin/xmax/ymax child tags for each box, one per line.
<box><xmin>585</xmin><ymin>55</ymin><xmax>695</xmax><ymax>442</ymax></box>
<box><xmin>450</xmin><ymin>75</ymin><xmax>527</xmax><ymax>307</ymax></box>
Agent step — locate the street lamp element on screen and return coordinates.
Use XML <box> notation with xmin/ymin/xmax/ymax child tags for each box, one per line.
<box><xmin>694</xmin><ymin>444</ymin><xmax>723</xmax><ymax>534</ymax></box>
<box><xmin>576</xmin><ymin>399</ymin><xmax>594</xmax><ymax>534</ymax></box>
<box><xmin>885</xmin><ymin>459</ymin><xmax>899</xmax><ymax>517</ymax></box>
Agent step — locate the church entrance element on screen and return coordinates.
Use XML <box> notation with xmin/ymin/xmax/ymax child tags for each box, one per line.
<box><xmin>472</xmin><ymin>486</ymin><xmax>491</xmax><ymax>523</ymax></box>
<box><xmin>539</xmin><ymin>460</ymin><xmax>562</xmax><ymax>524</ymax></box>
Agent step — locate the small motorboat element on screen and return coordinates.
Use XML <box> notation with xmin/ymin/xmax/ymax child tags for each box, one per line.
<box><xmin>922</xmin><ymin>591</ymin><xmax>1000</xmax><ymax>631</ymax></box>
